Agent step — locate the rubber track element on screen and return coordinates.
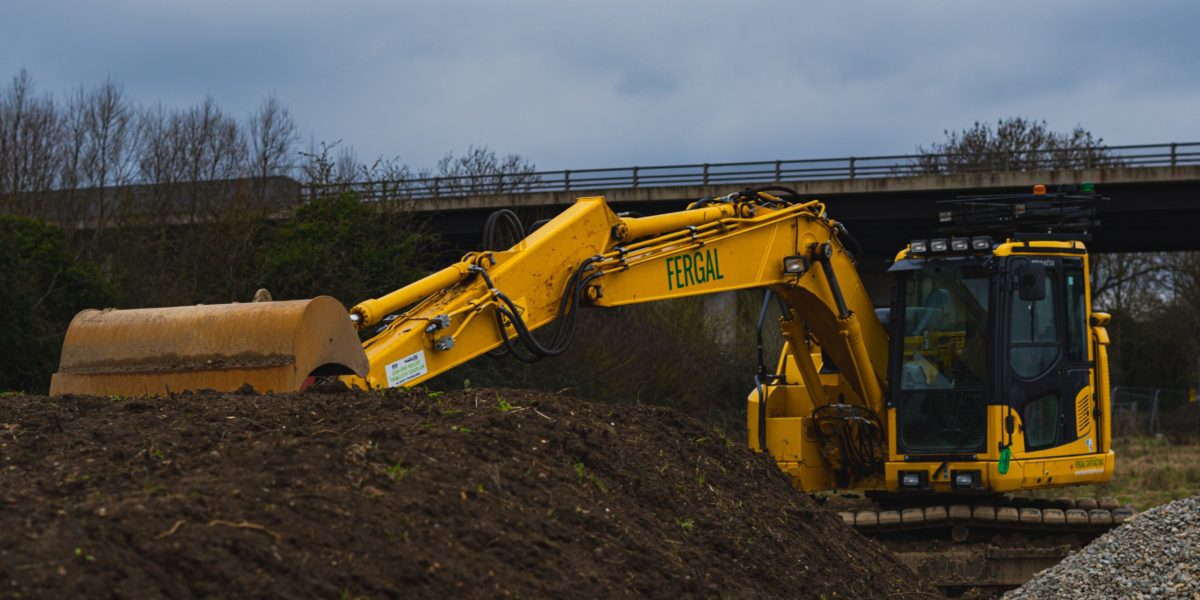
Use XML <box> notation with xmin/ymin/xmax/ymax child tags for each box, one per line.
<box><xmin>839</xmin><ymin>496</ymin><xmax>1136</xmax><ymax>536</ymax></box>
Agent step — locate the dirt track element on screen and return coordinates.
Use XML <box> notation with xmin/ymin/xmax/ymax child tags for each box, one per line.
<box><xmin>0</xmin><ymin>388</ymin><xmax>932</xmax><ymax>598</ymax></box>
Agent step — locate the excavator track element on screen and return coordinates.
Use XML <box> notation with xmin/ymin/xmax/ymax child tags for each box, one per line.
<box><xmin>831</xmin><ymin>496</ymin><xmax>1135</xmax><ymax>596</ymax></box>
<box><xmin>840</xmin><ymin>496</ymin><xmax>1134</xmax><ymax>538</ymax></box>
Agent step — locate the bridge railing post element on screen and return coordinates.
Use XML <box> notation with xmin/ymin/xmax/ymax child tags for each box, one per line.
<box><xmin>564</xmin><ymin>170</ymin><xmax>571</xmax><ymax>191</ymax></box>
<box><xmin>849</xmin><ymin>157</ymin><xmax>857</xmax><ymax>179</ymax></box>
<box><xmin>1171</xmin><ymin>143</ymin><xmax>1178</xmax><ymax>167</ymax></box>
<box><xmin>703</xmin><ymin>163</ymin><xmax>710</xmax><ymax>185</ymax></box>
<box><xmin>632</xmin><ymin>166</ymin><xmax>639</xmax><ymax>188</ymax></box>
<box><xmin>774</xmin><ymin>160</ymin><xmax>781</xmax><ymax>182</ymax></box>
<box><xmin>432</xmin><ymin>177</ymin><xmax>440</xmax><ymax>198</ymax></box>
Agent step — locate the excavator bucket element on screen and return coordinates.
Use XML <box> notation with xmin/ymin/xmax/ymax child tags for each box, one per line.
<box><xmin>49</xmin><ymin>296</ymin><xmax>369</xmax><ymax>397</ymax></box>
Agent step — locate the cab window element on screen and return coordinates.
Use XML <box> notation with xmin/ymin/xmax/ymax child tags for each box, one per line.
<box><xmin>1023</xmin><ymin>393</ymin><xmax>1061</xmax><ymax>448</ymax></box>
<box><xmin>1010</xmin><ymin>271</ymin><xmax>1058</xmax><ymax>379</ymax></box>
<box><xmin>1065</xmin><ymin>265</ymin><xmax>1088</xmax><ymax>363</ymax></box>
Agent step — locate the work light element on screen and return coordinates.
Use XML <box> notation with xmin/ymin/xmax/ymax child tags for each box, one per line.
<box><xmin>782</xmin><ymin>256</ymin><xmax>808</xmax><ymax>274</ymax></box>
<box><xmin>899</xmin><ymin>471</ymin><xmax>927</xmax><ymax>489</ymax></box>
<box><xmin>952</xmin><ymin>471</ymin><xmax>981</xmax><ymax>489</ymax></box>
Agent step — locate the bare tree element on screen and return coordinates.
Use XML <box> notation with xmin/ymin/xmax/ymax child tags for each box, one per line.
<box><xmin>134</xmin><ymin>103</ymin><xmax>190</xmax><ymax>223</ymax></box>
<box><xmin>57</xmin><ymin>78</ymin><xmax>139</xmax><ymax>234</ymax></box>
<box><xmin>1163</xmin><ymin>254</ymin><xmax>1200</xmax><ymax>389</ymax></box>
<box><xmin>335</xmin><ymin>144</ymin><xmax>360</xmax><ymax>185</ymax></box>
<box><xmin>164</xmin><ymin>96</ymin><xmax>245</xmax><ymax>226</ymax></box>
<box><xmin>81</xmin><ymin>79</ymin><xmax>138</xmax><ymax>190</ymax></box>
<box><xmin>0</xmin><ymin>69</ymin><xmax>62</xmax><ymax>214</ymax></box>
<box><xmin>425</xmin><ymin>145</ymin><xmax>539</xmax><ymax>196</ymax></box>
<box><xmin>178</xmin><ymin>96</ymin><xmax>244</xmax><ymax>184</ymax></box>
<box><xmin>248</xmin><ymin>95</ymin><xmax>296</xmax><ymax>178</ymax></box>
<box><xmin>1091</xmin><ymin>253</ymin><xmax>1172</xmax><ymax>317</ymax></box>
<box><xmin>247</xmin><ymin>94</ymin><xmax>297</xmax><ymax>209</ymax></box>
<box><xmin>915</xmin><ymin>117</ymin><xmax>1117</xmax><ymax>174</ymax></box>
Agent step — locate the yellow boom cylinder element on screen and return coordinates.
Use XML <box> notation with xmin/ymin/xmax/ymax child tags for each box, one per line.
<box><xmin>350</xmin><ymin>262</ymin><xmax>473</xmax><ymax>327</ymax></box>
<box><xmin>49</xmin><ymin>296</ymin><xmax>368</xmax><ymax>397</ymax></box>
<box><xmin>614</xmin><ymin>204</ymin><xmax>736</xmax><ymax>242</ymax></box>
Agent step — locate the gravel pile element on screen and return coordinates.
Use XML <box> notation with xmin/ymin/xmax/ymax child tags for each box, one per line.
<box><xmin>1006</xmin><ymin>495</ymin><xmax>1200</xmax><ymax>599</ymax></box>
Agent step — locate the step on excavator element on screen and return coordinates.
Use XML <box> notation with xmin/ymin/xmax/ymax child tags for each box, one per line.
<box><xmin>52</xmin><ymin>185</ymin><xmax>1123</xmax><ymax>592</ymax></box>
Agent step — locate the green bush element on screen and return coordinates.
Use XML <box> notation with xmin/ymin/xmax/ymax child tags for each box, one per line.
<box><xmin>260</xmin><ymin>193</ymin><xmax>438</xmax><ymax>306</ymax></box>
<box><xmin>0</xmin><ymin>215</ymin><xmax>114</xmax><ymax>393</ymax></box>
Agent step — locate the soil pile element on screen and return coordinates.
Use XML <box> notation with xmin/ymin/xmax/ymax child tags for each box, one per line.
<box><xmin>0</xmin><ymin>389</ymin><xmax>930</xmax><ymax>598</ymax></box>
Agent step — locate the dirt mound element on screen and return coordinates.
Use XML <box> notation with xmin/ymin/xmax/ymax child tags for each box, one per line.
<box><xmin>0</xmin><ymin>389</ymin><xmax>930</xmax><ymax>598</ymax></box>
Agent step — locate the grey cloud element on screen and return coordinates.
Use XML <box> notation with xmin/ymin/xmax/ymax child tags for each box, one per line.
<box><xmin>614</xmin><ymin>69</ymin><xmax>679</xmax><ymax>97</ymax></box>
<box><xmin>3</xmin><ymin>0</ymin><xmax>1198</xmax><ymax>170</ymax></box>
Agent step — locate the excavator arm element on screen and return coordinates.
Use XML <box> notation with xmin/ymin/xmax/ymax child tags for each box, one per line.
<box><xmin>343</xmin><ymin>191</ymin><xmax>888</xmax><ymax>414</ymax></box>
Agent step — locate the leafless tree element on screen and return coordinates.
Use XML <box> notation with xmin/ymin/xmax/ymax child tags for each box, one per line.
<box><xmin>248</xmin><ymin>94</ymin><xmax>297</xmax><ymax>179</ymax></box>
<box><xmin>1091</xmin><ymin>253</ymin><xmax>1172</xmax><ymax>317</ymax></box>
<box><xmin>157</xmin><ymin>96</ymin><xmax>244</xmax><ymax>227</ymax></box>
<box><xmin>298</xmin><ymin>140</ymin><xmax>420</xmax><ymax>207</ymax></box>
<box><xmin>57</xmin><ymin>78</ymin><xmax>140</xmax><ymax>235</ymax></box>
<box><xmin>914</xmin><ymin>118</ymin><xmax>1118</xmax><ymax>174</ymax></box>
<box><xmin>247</xmin><ymin>94</ymin><xmax>297</xmax><ymax>211</ymax></box>
<box><xmin>424</xmin><ymin>145</ymin><xmax>540</xmax><ymax>196</ymax></box>
<box><xmin>178</xmin><ymin>96</ymin><xmax>244</xmax><ymax>184</ymax></box>
<box><xmin>335</xmin><ymin>144</ymin><xmax>360</xmax><ymax>185</ymax></box>
<box><xmin>1163</xmin><ymin>254</ymin><xmax>1200</xmax><ymax>388</ymax></box>
<box><xmin>0</xmin><ymin>69</ymin><xmax>62</xmax><ymax>214</ymax></box>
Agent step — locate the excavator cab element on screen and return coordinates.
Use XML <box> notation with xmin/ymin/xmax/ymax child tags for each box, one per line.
<box><xmin>881</xmin><ymin>187</ymin><xmax>1112</xmax><ymax>496</ymax></box>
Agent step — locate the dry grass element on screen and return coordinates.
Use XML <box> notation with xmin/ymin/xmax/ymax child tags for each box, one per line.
<box><xmin>1031</xmin><ymin>435</ymin><xmax>1200</xmax><ymax>511</ymax></box>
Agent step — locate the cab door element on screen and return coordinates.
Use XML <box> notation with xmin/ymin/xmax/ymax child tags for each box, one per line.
<box><xmin>1004</xmin><ymin>256</ymin><xmax>1094</xmax><ymax>455</ymax></box>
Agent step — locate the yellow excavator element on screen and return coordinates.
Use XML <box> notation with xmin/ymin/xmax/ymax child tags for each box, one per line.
<box><xmin>50</xmin><ymin>186</ymin><xmax>1122</xmax><ymax>540</ymax></box>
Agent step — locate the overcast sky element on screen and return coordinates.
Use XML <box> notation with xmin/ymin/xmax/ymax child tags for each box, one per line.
<box><xmin>3</xmin><ymin>1</ymin><xmax>1197</xmax><ymax>171</ymax></box>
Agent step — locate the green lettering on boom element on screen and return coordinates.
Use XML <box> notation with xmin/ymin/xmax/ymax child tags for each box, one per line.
<box><xmin>665</xmin><ymin>248</ymin><xmax>724</xmax><ymax>290</ymax></box>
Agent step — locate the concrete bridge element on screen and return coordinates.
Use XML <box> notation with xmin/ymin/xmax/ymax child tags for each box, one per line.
<box><xmin>336</xmin><ymin>142</ymin><xmax>1197</xmax><ymax>259</ymax></box>
<box><xmin>19</xmin><ymin>142</ymin><xmax>1200</xmax><ymax>259</ymax></box>
<box><xmin>401</xmin><ymin>164</ymin><xmax>1199</xmax><ymax>259</ymax></box>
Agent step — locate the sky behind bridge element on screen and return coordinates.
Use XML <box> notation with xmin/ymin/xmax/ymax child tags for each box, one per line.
<box><xmin>3</xmin><ymin>1</ymin><xmax>1197</xmax><ymax>172</ymax></box>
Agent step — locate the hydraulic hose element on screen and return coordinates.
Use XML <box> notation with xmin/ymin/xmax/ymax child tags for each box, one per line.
<box><xmin>834</xmin><ymin>222</ymin><xmax>863</xmax><ymax>264</ymax></box>
<box><xmin>482</xmin><ymin>208</ymin><xmax>525</xmax><ymax>359</ymax></box>
<box><xmin>474</xmin><ymin>256</ymin><xmax>598</xmax><ymax>363</ymax></box>
<box><xmin>482</xmin><ymin>208</ymin><xmax>525</xmax><ymax>251</ymax></box>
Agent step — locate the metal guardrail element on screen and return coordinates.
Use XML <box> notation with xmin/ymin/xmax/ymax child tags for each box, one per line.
<box><xmin>303</xmin><ymin>142</ymin><xmax>1200</xmax><ymax>201</ymax></box>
